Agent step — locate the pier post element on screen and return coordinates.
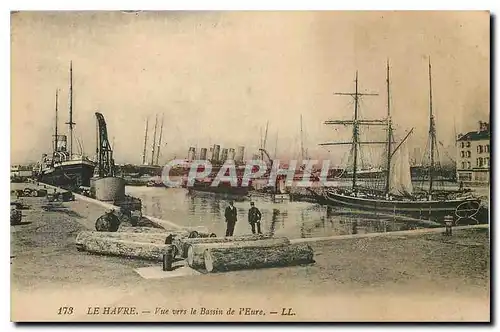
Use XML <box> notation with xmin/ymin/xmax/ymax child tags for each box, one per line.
<box><xmin>444</xmin><ymin>215</ymin><xmax>453</xmax><ymax>236</ymax></box>
<box><xmin>163</xmin><ymin>245</ymin><xmax>174</xmax><ymax>271</ymax></box>
<box><xmin>352</xmin><ymin>220</ymin><xmax>358</xmax><ymax>235</ymax></box>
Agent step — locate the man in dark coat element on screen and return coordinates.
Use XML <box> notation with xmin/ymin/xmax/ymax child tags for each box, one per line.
<box><xmin>224</xmin><ymin>201</ymin><xmax>237</xmax><ymax>236</ymax></box>
<box><xmin>248</xmin><ymin>202</ymin><xmax>262</xmax><ymax>234</ymax></box>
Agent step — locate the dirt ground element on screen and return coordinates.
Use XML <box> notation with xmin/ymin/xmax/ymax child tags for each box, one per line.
<box><xmin>10</xmin><ymin>190</ymin><xmax>490</xmax><ymax>322</ymax></box>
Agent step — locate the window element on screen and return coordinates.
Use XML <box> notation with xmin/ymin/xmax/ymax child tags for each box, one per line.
<box><xmin>486</xmin><ymin>144</ymin><xmax>490</xmax><ymax>153</ymax></box>
<box><xmin>467</xmin><ymin>162</ymin><xmax>471</xmax><ymax>169</ymax></box>
<box><xmin>478</xmin><ymin>145</ymin><xmax>483</xmax><ymax>153</ymax></box>
<box><xmin>477</xmin><ymin>158</ymin><xmax>483</xmax><ymax>167</ymax></box>
<box><xmin>485</xmin><ymin>157</ymin><xmax>490</xmax><ymax>167</ymax></box>
<box><xmin>458</xmin><ymin>172</ymin><xmax>472</xmax><ymax>181</ymax></box>
<box><xmin>475</xmin><ymin>172</ymin><xmax>488</xmax><ymax>182</ymax></box>
<box><xmin>461</xmin><ymin>162</ymin><xmax>466</xmax><ymax>169</ymax></box>
<box><xmin>461</xmin><ymin>151</ymin><xmax>465</xmax><ymax>158</ymax></box>
<box><xmin>461</xmin><ymin>142</ymin><xmax>465</xmax><ymax>148</ymax></box>
<box><xmin>467</xmin><ymin>151</ymin><xmax>471</xmax><ymax>158</ymax></box>
<box><xmin>467</xmin><ymin>141</ymin><xmax>471</xmax><ymax>148</ymax></box>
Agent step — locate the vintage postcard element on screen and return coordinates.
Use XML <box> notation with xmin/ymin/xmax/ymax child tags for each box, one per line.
<box><xmin>10</xmin><ymin>10</ymin><xmax>490</xmax><ymax>322</ymax></box>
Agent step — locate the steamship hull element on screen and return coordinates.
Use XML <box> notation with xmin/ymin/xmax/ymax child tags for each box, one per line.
<box><xmin>38</xmin><ymin>160</ymin><xmax>95</xmax><ymax>189</ymax></box>
<box><xmin>187</xmin><ymin>179</ymin><xmax>252</xmax><ymax>196</ymax></box>
<box><xmin>323</xmin><ymin>190</ymin><xmax>481</xmax><ymax>221</ymax></box>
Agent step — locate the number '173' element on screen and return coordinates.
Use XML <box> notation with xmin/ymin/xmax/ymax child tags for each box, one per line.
<box><xmin>58</xmin><ymin>307</ymin><xmax>74</xmax><ymax>315</ymax></box>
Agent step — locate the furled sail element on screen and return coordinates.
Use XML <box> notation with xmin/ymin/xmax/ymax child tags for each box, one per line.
<box><xmin>389</xmin><ymin>140</ymin><xmax>413</xmax><ymax>196</ymax></box>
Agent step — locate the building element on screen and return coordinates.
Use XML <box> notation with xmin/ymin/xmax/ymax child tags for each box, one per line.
<box><xmin>456</xmin><ymin>121</ymin><xmax>490</xmax><ymax>185</ymax></box>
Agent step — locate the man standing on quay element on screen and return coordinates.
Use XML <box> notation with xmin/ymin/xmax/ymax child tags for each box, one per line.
<box><xmin>224</xmin><ymin>201</ymin><xmax>237</xmax><ymax>237</ymax></box>
<box><xmin>248</xmin><ymin>201</ymin><xmax>262</xmax><ymax>234</ymax></box>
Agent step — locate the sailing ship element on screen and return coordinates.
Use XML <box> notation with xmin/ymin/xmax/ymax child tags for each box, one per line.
<box><xmin>320</xmin><ymin>59</ymin><xmax>480</xmax><ymax>221</ymax></box>
<box><xmin>34</xmin><ymin>62</ymin><xmax>95</xmax><ymax>189</ymax></box>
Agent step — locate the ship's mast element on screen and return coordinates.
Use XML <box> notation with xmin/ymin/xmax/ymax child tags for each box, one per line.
<box><xmin>428</xmin><ymin>58</ymin><xmax>436</xmax><ymax>196</ymax></box>
<box><xmin>385</xmin><ymin>60</ymin><xmax>393</xmax><ymax>195</ymax></box>
<box><xmin>263</xmin><ymin>121</ymin><xmax>269</xmax><ymax>152</ymax></box>
<box><xmin>66</xmin><ymin>61</ymin><xmax>75</xmax><ymax>158</ymax></box>
<box><xmin>150</xmin><ymin>114</ymin><xmax>158</xmax><ymax>166</ymax></box>
<box><xmin>259</xmin><ymin>122</ymin><xmax>269</xmax><ymax>160</ymax></box>
<box><xmin>155</xmin><ymin>114</ymin><xmax>164</xmax><ymax>165</ymax></box>
<box><xmin>320</xmin><ymin>71</ymin><xmax>381</xmax><ymax>191</ymax></box>
<box><xmin>142</xmin><ymin>118</ymin><xmax>149</xmax><ymax>165</ymax></box>
<box><xmin>351</xmin><ymin>72</ymin><xmax>360</xmax><ymax>189</ymax></box>
<box><xmin>274</xmin><ymin>131</ymin><xmax>279</xmax><ymax>159</ymax></box>
<box><xmin>53</xmin><ymin>89</ymin><xmax>59</xmax><ymax>155</ymax></box>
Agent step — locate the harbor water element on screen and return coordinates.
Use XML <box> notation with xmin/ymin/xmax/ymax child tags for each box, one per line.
<box><xmin>125</xmin><ymin>181</ymin><xmax>488</xmax><ymax>239</ymax></box>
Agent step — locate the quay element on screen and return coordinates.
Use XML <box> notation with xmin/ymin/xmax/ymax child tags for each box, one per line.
<box><xmin>10</xmin><ymin>181</ymin><xmax>490</xmax><ymax>322</ymax></box>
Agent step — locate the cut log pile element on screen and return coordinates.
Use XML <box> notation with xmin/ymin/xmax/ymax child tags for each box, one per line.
<box><xmin>76</xmin><ymin>229</ymin><xmax>315</xmax><ymax>273</ymax></box>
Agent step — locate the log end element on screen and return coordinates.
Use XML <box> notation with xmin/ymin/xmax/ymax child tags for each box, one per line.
<box><xmin>204</xmin><ymin>249</ymin><xmax>214</xmax><ymax>273</ymax></box>
<box><xmin>188</xmin><ymin>231</ymin><xmax>199</xmax><ymax>238</ymax></box>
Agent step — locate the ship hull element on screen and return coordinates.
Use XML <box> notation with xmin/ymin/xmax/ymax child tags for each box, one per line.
<box><xmin>187</xmin><ymin>181</ymin><xmax>251</xmax><ymax>196</ymax></box>
<box><xmin>323</xmin><ymin>190</ymin><xmax>481</xmax><ymax>221</ymax></box>
<box><xmin>38</xmin><ymin>160</ymin><xmax>95</xmax><ymax>189</ymax></box>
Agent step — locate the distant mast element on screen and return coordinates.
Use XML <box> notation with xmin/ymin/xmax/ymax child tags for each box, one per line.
<box><xmin>274</xmin><ymin>131</ymin><xmax>279</xmax><ymax>159</ymax></box>
<box><xmin>142</xmin><ymin>118</ymin><xmax>149</xmax><ymax>165</ymax></box>
<box><xmin>66</xmin><ymin>61</ymin><xmax>75</xmax><ymax>158</ymax></box>
<box><xmin>300</xmin><ymin>114</ymin><xmax>304</xmax><ymax>161</ymax></box>
<box><xmin>428</xmin><ymin>57</ymin><xmax>436</xmax><ymax>197</ymax></box>
<box><xmin>155</xmin><ymin>114</ymin><xmax>164</xmax><ymax>165</ymax></box>
<box><xmin>150</xmin><ymin>114</ymin><xmax>158</xmax><ymax>165</ymax></box>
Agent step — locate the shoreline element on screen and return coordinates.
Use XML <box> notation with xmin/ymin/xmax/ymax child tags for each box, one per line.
<box><xmin>10</xmin><ymin>181</ymin><xmax>490</xmax><ymax>322</ymax></box>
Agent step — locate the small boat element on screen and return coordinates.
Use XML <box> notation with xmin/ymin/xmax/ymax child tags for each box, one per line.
<box><xmin>188</xmin><ymin>177</ymin><xmax>252</xmax><ymax>196</ymax></box>
<box><xmin>146</xmin><ymin>176</ymin><xmax>165</xmax><ymax>187</ymax></box>
<box><xmin>320</xmin><ymin>60</ymin><xmax>481</xmax><ymax>222</ymax></box>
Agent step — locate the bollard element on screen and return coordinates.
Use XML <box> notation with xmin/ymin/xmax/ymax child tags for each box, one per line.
<box><xmin>352</xmin><ymin>220</ymin><xmax>358</xmax><ymax>235</ymax></box>
<box><xmin>165</xmin><ymin>234</ymin><xmax>173</xmax><ymax>244</ymax></box>
<box><xmin>444</xmin><ymin>215</ymin><xmax>453</xmax><ymax>236</ymax></box>
<box><xmin>162</xmin><ymin>245</ymin><xmax>174</xmax><ymax>271</ymax></box>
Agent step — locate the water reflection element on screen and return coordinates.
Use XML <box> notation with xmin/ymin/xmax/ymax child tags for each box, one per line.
<box><xmin>125</xmin><ymin>186</ymin><xmax>472</xmax><ymax>239</ymax></box>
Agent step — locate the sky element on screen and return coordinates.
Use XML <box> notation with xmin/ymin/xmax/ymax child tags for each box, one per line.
<box><xmin>11</xmin><ymin>11</ymin><xmax>490</xmax><ymax>166</ymax></box>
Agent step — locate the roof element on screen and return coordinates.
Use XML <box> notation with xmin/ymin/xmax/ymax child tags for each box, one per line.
<box><xmin>457</xmin><ymin>130</ymin><xmax>490</xmax><ymax>141</ymax></box>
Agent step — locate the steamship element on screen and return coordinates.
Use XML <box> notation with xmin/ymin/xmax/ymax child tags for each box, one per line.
<box><xmin>34</xmin><ymin>62</ymin><xmax>95</xmax><ymax>189</ymax></box>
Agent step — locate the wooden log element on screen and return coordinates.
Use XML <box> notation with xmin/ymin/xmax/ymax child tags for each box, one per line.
<box><xmin>204</xmin><ymin>243</ymin><xmax>314</xmax><ymax>273</ymax></box>
<box><xmin>75</xmin><ymin>231</ymin><xmax>188</xmax><ymax>248</ymax></box>
<box><xmin>187</xmin><ymin>237</ymin><xmax>290</xmax><ymax>270</ymax></box>
<box><xmin>118</xmin><ymin>226</ymin><xmax>177</xmax><ymax>233</ymax></box>
<box><xmin>78</xmin><ymin>237</ymin><xmax>171</xmax><ymax>261</ymax></box>
<box><xmin>175</xmin><ymin>233</ymin><xmax>275</xmax><ymax>258</ymax></box>
<box><xmin>188</xmin><ymin>231</ymin><xmax>217</xmax><ymax>239</ymax></box>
